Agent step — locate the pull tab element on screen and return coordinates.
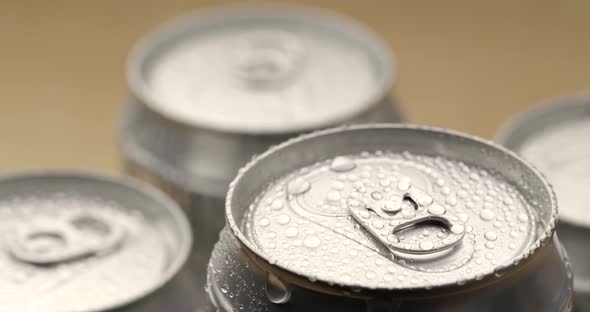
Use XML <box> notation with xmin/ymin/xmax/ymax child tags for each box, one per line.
<box><xmin>349</xmin><ymin>183</ymin><xmax>465</xmax><ymax>255</ymax></box>
<box><xmin>7</xmin><ymin>211</ymin><xmax>124</xmax><ymax>265</ymax></box>
<box><xmin>233</xmin><ymin>30</ymin><xmax>306</xmax><ymax>89</ymax></box>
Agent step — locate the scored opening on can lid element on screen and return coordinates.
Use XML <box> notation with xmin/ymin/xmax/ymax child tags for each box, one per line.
<box><xmin>226</xmin><ymin>124</ymin><xmax>557</xmax><ymax>292</ymax></box>
<box><xmin>0</xmin><ymin>171</ymin><xmax>191</xmax><ymax>312</ymax></box>
<box><xmin>496</xmin><ymin>93</ymin><xmax>590</xmax><ymax>228</ymax></box>
<box><xmin>127</xmin><ymin>4</ymin><xmax>395</xmax><ymax>134</ymax></box>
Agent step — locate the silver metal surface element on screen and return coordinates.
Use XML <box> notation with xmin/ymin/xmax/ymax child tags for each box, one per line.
<box><xmin>0</xmin><ymin>171</ymin><xmax>194</xmax><ymax>312</ymax></box>
<box><xmin>207</xmin><ymin>124</ymin><xmax>572</xmax><ymax>311</ymax></box>
<box><xmin>495</xmin><ymin>93</ymin><xmax>590</xmax><ymax>311</ymax></box>
<box><xmin>127</xmin><ymin>5</ymin><xmax>398</xmax><ymax>135</ymax></box>
<box><xmin>121</xmin><ymin>4</ymin><xmax>401</xmax><ymax>310</ymax></box>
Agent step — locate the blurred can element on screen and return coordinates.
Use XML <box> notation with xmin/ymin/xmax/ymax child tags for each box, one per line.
<box><xmin>207</xmin><ymin>124</ymin><xmax>573</xmax><ymax>311</ymax></box>
<box><xmin>496</xmin><ymin>93</ymin><xmax>590</xmax><ymax>310</ymax></box>
<box><xmin>120</xmin><ymin>5</ymin><xmax>401</xmax><ymax>308</ymax></box>
<box><xmin>0</xmin><ymin>171</ymin><xmax>193</xmax><ymax>312</ymax></box>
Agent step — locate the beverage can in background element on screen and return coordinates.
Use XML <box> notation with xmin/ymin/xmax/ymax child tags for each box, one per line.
<box><xmin>496</xmin><ymin>93</ymin><xmax>590</xmax><ymax>311</ymax></box>
<box><xmin>0</xmin><ymin>171</ymin><xmax>193</xmax><ymax>312</ymax></box>
<box><xmin>120</xmin><ymin>5</ymin><xmax>401</xmax><ymax>308</ymax></box>
<box><xmin>207</xmin><ymin>124</ymin><xmax>572</xmax><ymax>311</ymax></box>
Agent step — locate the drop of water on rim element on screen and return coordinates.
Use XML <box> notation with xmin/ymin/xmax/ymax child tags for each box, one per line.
<box><xmin>330</xmin><ymin>156</ymin><xmax>356</xmax><ymax>172</ymax></box>
<box><xmin>287</xmin><ymin>178</ymin><xmax>310</xmax><ymax>195</ymax></box>
<box><xmin>271</xmin><ymin>200</ymin><xmax>284</xmax><ymax>210</ymax></box>
<box><xmin>265</xmin><ymin>273</ymin><xmax>291</xmax><ymax>304</ymax></box>
<box><xmin>517</xmin><ymin>213</ymin><xmax>528</xmax><ymax>223</ymax></box>
<box><xmin>259</xmin><ymin>218</ymin><xmax>270</xmax><ymax>227</ymax></box>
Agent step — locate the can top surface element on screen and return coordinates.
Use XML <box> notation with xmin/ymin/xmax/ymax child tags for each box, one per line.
<box><xmin>226</xmin><ymin>124</ymin><xmax>557</xmax><ymax>291</ymax></box>
<box><xmin>496</xmin><ymin>93</ymin><xmax>590</xmax><ymax>228</ymax></box>
<box><xmin>0</xmin><ymin>171</ymin><xmax>191</xmax><ymax>312</ymax></box>
<box><xmin>127</xmin><ymin>5</ymin><xmax>394</xmax><ymax>134</ymax></box>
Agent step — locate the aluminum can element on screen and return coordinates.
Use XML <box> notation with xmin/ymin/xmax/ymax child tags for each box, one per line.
<box><xmin>206</xmin><ymin>124</ymin><xmax>573</xmax><ymax>311</ymax></box>
<box><xmin>121</xmin><ymin>5</ymin><xmax>401</xmax><ymax>309</ymax></box>
<box><xmin>0</xmin><ymin>171</ymin><xmax>194</xmax><ymax>312</ymax></box>
<box><xmin>496</xmin><ymin>93</ymin><xmax>590</xmax><ymax>311</ymax></box>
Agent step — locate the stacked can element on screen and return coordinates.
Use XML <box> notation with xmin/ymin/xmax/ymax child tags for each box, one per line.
<box><xmin>496</xmin><ymin>93</ymin><xmax>590</xmax><ymax>311</ymax></box>
<box><xmin>0</xmin><ymin>172</ymin><xmax>194</xmax><ymax>312</ymax></box>
<box><xmin>120</xmin><ymin>5</ymin><xmax>402</xmax><ymax>308</ymax></box>
<box><xmin>206</xmin><ymin>124</ymin><xmax>573</xmax><ymax>311</ymax></box>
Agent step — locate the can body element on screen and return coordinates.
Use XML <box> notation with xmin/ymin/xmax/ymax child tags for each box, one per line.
<box><xmin>495</xmin><ymin>93</ymin><xmax>590</xmax><ymax>311</ymax></box>
<box><xmin>121</xmin><ymin>5</ymin><xmax>401</xmax><ymax>310</ymax></box>
<box><xmin>206</xmin><ymin>125</ymin><xmax>573</xmax><ymax>311</ymax></box>
<box><xmin>0</xmin><ymin>171</ymin><xmax>193</xmax><ymax>312</ymax></box>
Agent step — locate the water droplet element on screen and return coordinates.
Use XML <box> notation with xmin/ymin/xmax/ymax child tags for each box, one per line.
<box><xmin>349</xmin><ymin>199</ymin><xmax>360</xmax><ymax>207</ymax></box>
<box><xmin>287</xmin><ymin>178</ymin><xmax>310</xmax><ymax>195</ymax></box>
<box><xmin>331</xmin><ymin>181</ymin><xmax>345</xmax><ymax>190</ymax></box>
<box><xmin>266</xmin><ymin>273</ymin><xmax>291</xmax><ymax>304</ymax></box>
<box><xmin>446</xmin><ymin>196</ymin><xmax>457</xmax><ymax>206</ymax></box>
<box><xmin>485</xmin><ymin>242</ymin><xmax>495</xmax><ymax>249</ymax></box>
<box><xmin>260</xmin><ymin>218</ymin><xmax>270</xmax><ymax>227</ymax></box>
<box><xmin>330</xmin><ymin>156</ymin><xmax>356</xmax><ymax>172</ymax></box>
<box><xmin>366</xmin><ymin>271</ymin><xmax>377</xmax><ymax>279</ymax></box>
<box><xmin>304</xmin><ymin>236</ymin><xmax>321</xmax><ymax>248</ymax></box>
<box><xmin>372</xmin><ymin>220</ymin><xmax>384</xmax><ymax>229</ymax></box>
<box><xmin>397</xmin><ymin>180</ymin><xmax>411</xmax><ymax>191</ymax></box>
<box><xmin>480</xmin><ymin>209</ymin><xmax>495</xmax><ymax>221</ymax></box>
<box><xmin>371</xmin><ymin>191</ymin><xmax>383</xmax><ymax>200</ymax></box>
<box><xmin>327</xmin><ymin>191</ymin><xmax>341</xmax><ymax>202</ymax></box>
<box><xmin>383</xmin><ymin>201</ymin><xmax>401</xmax><ymax>213</ymax></box>
<box><xmin>359</xmin><ymin>210</ymin><xmax>371</xmax><ymax>219</ymax></box>
<box><xmin>428</xmin><ymin>204</ymin><xmax>446</xmax><ymax>215</ymax></box>
<box><xmin>508</xmin><ymin>243</ymin><xmax>516</xmax><ymax>250</ymax></box>
<box><xmin>517</xmin><ymin>213</ymin><xmax>528</xmax><ymax>223</ymax></box>
<box><xmin>285</xmin><ymin>227</ymin><xmax>298</xmax><ymax>237</ymax></box>
<box><xmin>451</xmin><ymin>224</ymin><xmax>465</xmax><ymax>234</ymax></box>
<box><xmin>420</xmin><ymin>241</ymin><xmax>434</xmax><ymax>250</ymax></box>
<box><xmin>387</xmin><ymin>235</ymin><xmax>399</xmax><ymax>243</ymax></box>
<box><xmin>271</xmin><ymin>200</ymin><xmax>284</xmax><ymax>210</ymax></box>
<box><xmin>459</xmin><ymin>213</ymin><xmax>469</xmax><ymax>222</ymax></box>
<box><xmin>277</xmin><ymin>214</ymin><xmax>291</xmax><ymax>225</ymax></box>
<box><xmin>484</xmin><ymin>231</ymin><xmax>497</xmax><ymax>241</ymax></box>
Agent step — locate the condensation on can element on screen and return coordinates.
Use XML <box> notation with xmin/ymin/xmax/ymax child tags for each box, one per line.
<box><xmin>495</xmin><ymin>92</ymin><xmax>590</xmax><ymax>311</ymax></box>
<box><xmin>120</xmin><ymin>5</ymin><xmax>401</xmax><ymax>310</ymax></box>
<box><xmin>0</xmin><ymin>171</ymin><xmax>194</xmax><ymax>312</ymax></box>
<box><xmin>207</xmin><ymin>124</ymin><xmax>572</xmax><ymax>311</ymax></box>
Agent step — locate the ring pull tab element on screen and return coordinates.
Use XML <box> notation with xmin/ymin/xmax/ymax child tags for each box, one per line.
<box><xmin>349</xmin><ymin>184</ymin><xmax>465</xmax><ymax>255</ymax></box>
<box><xmin>7</xmin><ymin>211</ymin><xmax>125</xmax><ymax>265</ymax></box>
<box><xmin>233</xmin><ymin>30</ymin><xmax>307</xmax><ymax>89</ymax></box>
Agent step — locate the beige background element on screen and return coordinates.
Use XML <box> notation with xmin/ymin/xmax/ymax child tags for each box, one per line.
<box><xmin>1</xmin><ymin>0</ymin><xmax>589</xmax><ymax>175</ymax></box>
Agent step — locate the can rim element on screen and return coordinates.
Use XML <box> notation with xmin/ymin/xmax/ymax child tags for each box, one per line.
<box><xmin>494</xmin><ymin>91</ymin><xmax>590</xmax><ymax>228</ymax></box>
<box><xmin>0</xmin><ymin>169</ymin><xmax>192</xmax><ymax>311</ymax></box>
<box><xmin>226</xmin><ymin>123</ymin><xmax>558</xmax><ymax>292</ymax></box>
<box><xmin>126</xmin><ymin>3</ymin><xmax>396</xmax><ymax>135</ymax></box>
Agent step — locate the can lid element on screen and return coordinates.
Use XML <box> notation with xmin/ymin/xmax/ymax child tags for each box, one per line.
<box><xmin>128</xmin><ymin>5</ymin><xmax>394</xmax><ymax>134</ymax></box>
<box><xmin>0</xmin><ymin>171</ymin><xmax>191</xmax><ymax>312</ymax></box>
<box><xmin>496</xmin><ymin>93</ymin><xmax>590</xmax><ymax>228</ymax></box>
<box><xmin>227</xmin><ymin>125</ymin><xmax>557</xmax><ymax>291</ymax></box>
